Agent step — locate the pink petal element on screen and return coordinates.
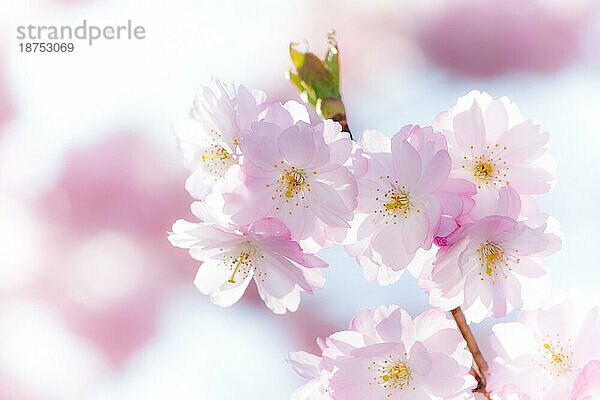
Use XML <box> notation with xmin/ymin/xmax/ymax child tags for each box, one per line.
<box><xmin>401</xmin><ymin>211</ymin><xmax>430</xmax><ymax>254</ymax></box>
<box><xmin>264</xmin><ymin>102</ymin><xmax>294</xmax><ymax>129</ymax></box>
<box><xmin>288</xmin><ymin>351</ymin><xmax>322</xmax><ymax>380</ymax></box>
<box><xmin>391</xmin><ymin>136</ymin><xmax>422</xmax><ymax>186</ymax></box>
<box><xmin>239</xmin><ymin>122</ymin><xmax>281</xmax><ymax>170</ymax></box>
<box><xmin>375</xmin><ymin>308</ymin><xmax>412</xmax><ymax>344</ymax></box>
<box><xmin>248</xmin><ymin>217</ymin><xmax>291</xmax><ymax>239</ymax></box>
<box><xmin>452</xmin><ymin>101</ymin><xmax>486</xmax><ymax>154</ymax></box>
<box><xmin>570</xmin><ymin>360</ymin><xmax>600</xmax><ymax>400</ymax></box>
<box><xmin>278</xmin><ymin>122</ymin><xmax>319</xmax><ymax>167</ymax></box>
<box><xmin>418</xmin><ymin>150</ymin><xmax>451</xmax><ymax>193</ymax></box>
<box><xmin>483</xmin><ymin>99</ymin><xmax>509</xmax><ymax>143</ymax></box>
<box><xmin>408</xmin><ymin>342</ymin><xmax>432</xmax><ymax>375</ymax></box>
<box><xmin>496</xmin><ymin>185</ymin><xmax>522</xmax><ymax>219</ymax></box>
<box><xmin>330</xmin><ymin>356</ymin><xmax>386</xmax><ymax>400</ymax></box>
<box><xmin>508</xmin><ymin>165</ymin><xmax>553</xmax><ymax>194</ymax></box>
<box><xmin>497</xmin><ymin>120</ymin><xmax>548</xmax><ymax>163</ymax></box>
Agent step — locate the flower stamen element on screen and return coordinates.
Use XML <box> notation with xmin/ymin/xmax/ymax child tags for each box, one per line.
<box><xmin>368</xmin><ymin>353</ymin><xmax>415</xmax><ymax>396</ymax></box>
<box><xmin>540</xmin><ymin>339</ymin><xmax>573</xmax><ymax>376</ymax></box>
<box><xmin>374</xmin><ymin>185</ymin><xmax>415</xmax><ymax>223</ymax></box>
<box><xmin>462</xmin><ymin>144</ymin><xmax>510</xmax><ymax>189</ymax></box>
<box><xmin>201</xmin><ymin>146</ymin><xmax>231</xmax><ymax>163</ymax></box>
<box><xmin>283</xmin><ymin>169</ymin><xmax>307</xmax><ymax>198</ymax></box>
<box><xmin>384</xmin><ymin>192</ymin><xmax>411</xmax><ymax>213</ymax></box>
<box><xmin>227</xmin><ymin>251</ymin><xmax>251</xmax><ymax>283</ymax></box>
<box><xmin>200</xmin><ymin>143</ymin><xmax>233</xmax><ymax>177</ymax></box>
<box><xmin>476</xmin><ymin>241</ymin><xmax>520</xmax><ymax>283</ymax></box>
<box><xmin>382</xmin><ymin>362</ymin><xmax>412</xmax><ymax>387</ymax></box>
<box><xmin>473</xmin><ymin>161</ymin><xmax>494</xmax><ymax>179</ymax></box>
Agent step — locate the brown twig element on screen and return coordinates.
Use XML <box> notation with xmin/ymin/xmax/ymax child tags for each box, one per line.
<box><xmin>451</xmin><ymin>307</ymin><xmax>491</xmax><ymax>399</ymax></box>
<box><xmin>331</xmin><ymin>112</ymin><xmax>352</xmax><ymax>139</ymax></box>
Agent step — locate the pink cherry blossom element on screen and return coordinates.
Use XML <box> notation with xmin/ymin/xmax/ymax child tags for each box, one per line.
<box><xmin>487</xmin><ymin>294</ymin><xmax>600</xmax><ymax>399</ymax></box>
<box><xmin>289</xmin><ymin>305</ymin><xmax>477</xmax><ymax>400</ymax></box>
<box><xmin>429</xmin><ymin>207</ymin><xmax>559</xmax><ymax>323</ymax></box>
<box><xmin>173</xmin><ymin>79</ymin><xmax>267</xmax><ymax>200</ymax></box>
<box><xmin>570</xmin><ymin>360</ymin><xmax>600</xmax><ymax>400</ymax></box>
<box><xmin>345</xmin><ymin>126</ymin><xmax>475</xmax><ymax>285</ymax></box>
<box><xmin>433</xmin><ymin>91</ymin><xmax>554</xmax><ymax>219</ymax></box>
<box><xmin>169</xmin><ymin>196</ymin><xmax>327</xmax><ymax>314</ymax></box>
<box><xmin>0</xmin><ymin>60</ymin><xmax>13</xmax><ymax>133</ymax></box>
<box><xmin>224</xmin><ymin>119</ymin><xmax>357</xmax><ymax>247</ymax></box>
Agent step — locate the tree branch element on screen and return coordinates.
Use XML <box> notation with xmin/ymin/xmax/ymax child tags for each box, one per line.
<box><xmin>451</xmin><ymin>307</ymin><xmax>491</xmax><ymax>399</ymax></box>
<box><xmin>331</xmin><ymin>112</ymin><xmax>352</xmax><ymax>139</ymax></box>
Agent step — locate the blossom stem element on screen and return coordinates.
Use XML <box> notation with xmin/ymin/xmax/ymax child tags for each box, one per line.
<box><xmin>332</xmin><ymin>113</ymin><xmax>352</xmax><ymax>140</ymax></box>
<box><xmin>450</xmin><ymin>307</ymin><xmax>490</xmax><ymax>398</ymax></box>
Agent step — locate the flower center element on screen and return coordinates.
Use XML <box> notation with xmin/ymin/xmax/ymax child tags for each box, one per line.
<box><xmin>462</xmin><ymin>144</ymin><xmax>510</xmax><ymax>189</ymax></box>
<box><xmin>385</xmin><ymin>191</ymin><xmax>411</xmax><ymax>213</ymax></box>
<box><xmin>275</xmin><ymin>166</ymin><xmax>310</xmax><ymax>200</ymax></box>
<box><xmin>476</xmin><ymin>241</ymin><xmax>520</xmax><ymax>283</ymax></box>
<box><xmin>283</xmin><ymin>169</ymin><xmax>307</xmax><ymax>198</ymax></box>
<box><xmin>540</xmin><ymin>340</ymin><xmax>573</xmax><ymax>376</ymax></box>
<box><xmin>383</xmin><ymin>362</ymin><xmax>412</xmax><ymax>388</ymax></box>
<box><xmin>201</xmin><ymin>146</ymin><xmax>230</xmax><ymax>163</ymax></box>
<box><xmin>473</xmin><ymin>161</ymin><xmax>494</xmax><ymax>179</ymax></box>
<box><xmin>224</xmin><ymin>242</ymin><xmax>262</xmax><ymax>284</ymax></box>
<box><xmin>374</xmin><ymin>184</ymin><xmax>416</xmax><ymax>223</ymax></box>
<box><xmin>201</xmin><ymin>144</ymin><xmax>233</xmax><ymax>177</ymax></box>
<box><xmin>369</xmin><ymin>354</ymin><xmax>415</xmax><ymax>394</ymax></box>
<box><xmin>226</xmin><ymin>251</ymin><xmax>251</xmax><ymax>284</ymax></box>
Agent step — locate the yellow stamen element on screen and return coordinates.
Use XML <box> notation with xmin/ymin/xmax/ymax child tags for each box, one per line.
<box><xmin>544</xmin><ymin>343</ymin><xmax>564</xmax><ymax>364</ymax></box>
<box><xmin>227</xmin><ymin>251</ymin><xmax>250</xmax><ymax>283</ymax></box>
<box><xmin>473</xmin><ymin>161</ymin><xmax>494</xmax><ymax>179</ymax></box>
<box><xmin>481</xmin><ymin>241</ymin><xmax>503</xmax><ymax>276</ymax></box>
<box><xmin>283</xmin><ymin>169</ymin><xmax>307</xmax><ymax>198</ymax></box>
<box><xmin>201</xmin><ymin>147</ymin><xmax>230</xmax><ymax>163</ymax></box>
<box><xmin>540</xmin><ymin>340</ymin><xmax>572</xmax><ymax>376</ymax></box>
<box><xmin>382</xmin><ymin>362</ymin><xmax>412</xmax><ymax>386</ymax></box>
<box><xmin>384</xmin><ymin>192</ymin><xmax>411</xmax><ymax>213</ymax></box>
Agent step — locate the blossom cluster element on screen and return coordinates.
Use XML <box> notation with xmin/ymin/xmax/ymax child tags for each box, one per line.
<box><xmin>168</xmin><ymin>80</ymin><xmax>596</xmax><ymax>399</ymax></box>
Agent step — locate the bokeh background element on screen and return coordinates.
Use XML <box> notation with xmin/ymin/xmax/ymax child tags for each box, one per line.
<box><xmin>1</xmin><ymin>0</ymin><xmax>600</xmax><ymax>399</ymax></box>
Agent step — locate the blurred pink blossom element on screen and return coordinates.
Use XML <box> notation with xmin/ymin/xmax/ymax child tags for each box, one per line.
<box><xmin>0</xmin><ymin>60</ymin><xmax>14</xmax><ymax>131</ymax></box>
<box><xmin>41</xmin><ymin>133</ymin><xmax>190</xmax><ymax>240</ymax></box>
<box><xmin>418</xmin><ymin>0</ymin><xmax>590</xmax><ymax>76</ymax></box>
<box><xmin>570</xmin><ymin>360</ymin><xmax>600</xmax><ymax>400</ymax></box>
<box><xmin>35</xmin><ymin>132</ymin><xmax>199</xmax><ymax>365</ymax></box>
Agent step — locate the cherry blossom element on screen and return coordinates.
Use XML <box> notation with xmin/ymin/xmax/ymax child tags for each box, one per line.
<box><xmin>169</xmin><ymin>195</ymin><xmax>327</xmax><ymax>314</ymax></box>
<box><xmin>345</xmin><ymin>126</ymin><xmax>475</xmax><ymax>285</ymax></box>
<box><xmin>433</xmin><ymin>91</ymin><xmax>554</xmax><ymax>219</ymax></box>
<box><xmin>487</xmin><ymin>294</ymin><xmax>600</xmax><ymax>399</ymax></box>
<box><xmin>429</xmin><ymin>214</ymin><xmax>559</xmax><ymax>323</ymax></box>
<box><xmin>173</xmin><ymin>79</ymin><xmax>267</xmax><ymax>200</ymax></box>
<box><xmin>224</xmin><ymin>119</ymin><xmax>357</xmax><ymax>247</ymax></box>
<box><xmin>289</xmin><ymin>305</ymin><xmax>477</xmax><ymax>400</ymax></box>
